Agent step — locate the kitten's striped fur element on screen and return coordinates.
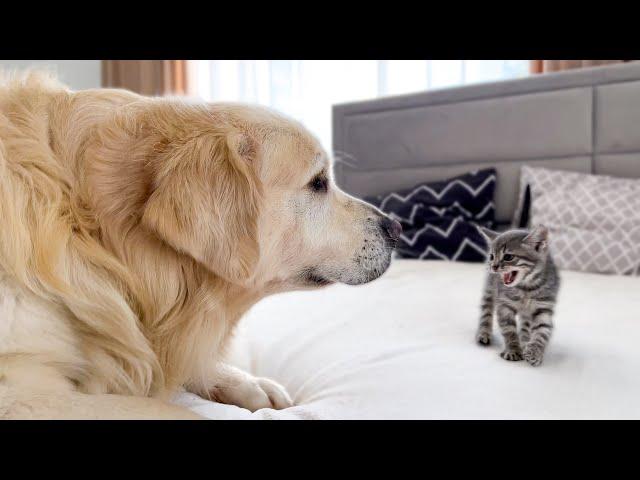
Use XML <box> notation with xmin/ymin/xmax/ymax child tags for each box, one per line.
<box><xmin>476</xmin><ymin>225</ymin><xmax>559</xmax><ymax>366</ymax></box>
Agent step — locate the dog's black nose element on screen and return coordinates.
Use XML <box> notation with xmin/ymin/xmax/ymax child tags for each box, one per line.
<box><xmin>380</xmin><ymin>217</ymin><xmax>402</xmax><ymax>242</ymax></box>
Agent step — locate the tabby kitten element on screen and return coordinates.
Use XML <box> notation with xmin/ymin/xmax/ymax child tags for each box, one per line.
<box><xmin>475</xmin><ymin>225</ymin><xmax>559</xmax><ymax>366</ymax></box>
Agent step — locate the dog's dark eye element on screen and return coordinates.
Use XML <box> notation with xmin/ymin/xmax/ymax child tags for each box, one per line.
<box><xmin>308</xmin><ymin>174</ymin><xmax>328</xmax><ymax>193</ymax></box>
<box><xmin>503</xmin><ymin>253</ymin><xmax>514</xmax><ymax>261</ymax></box>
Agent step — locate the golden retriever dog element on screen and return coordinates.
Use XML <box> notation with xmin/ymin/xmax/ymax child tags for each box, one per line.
<box><xmin>0</xmin><ymin>71</ymin><xmax>401</xmax><ymax>419</ymax></box>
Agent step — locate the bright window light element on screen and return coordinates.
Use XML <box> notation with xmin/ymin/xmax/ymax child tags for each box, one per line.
<box><xmin>196</xmin><ymin>60</ymin><xmax>529</xmax><ymax>152</ymax></box>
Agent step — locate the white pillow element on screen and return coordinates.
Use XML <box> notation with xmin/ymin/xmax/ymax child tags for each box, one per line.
<box><xmin>513</xmin><ymin>166</ymin><xmax>640</xmax><ymax>275</ymax></box>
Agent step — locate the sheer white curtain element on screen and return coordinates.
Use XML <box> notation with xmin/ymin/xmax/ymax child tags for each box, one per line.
<box><xmin>196</xmin><ymin>60</ymin><xmax>528</xmax><ymax>151</ymax></box>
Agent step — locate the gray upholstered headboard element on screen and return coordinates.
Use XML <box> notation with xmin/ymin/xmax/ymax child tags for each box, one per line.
<box><xmin>332</xmin><ymin>62</ymin><xmax>640</xmax><ymax>222</ymax></box>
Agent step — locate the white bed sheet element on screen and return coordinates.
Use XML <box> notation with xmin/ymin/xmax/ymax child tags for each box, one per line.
<box><xmin>173</xmin><ymin>260</ymin><xmax>640</xmax><ymax>419</ymax></box>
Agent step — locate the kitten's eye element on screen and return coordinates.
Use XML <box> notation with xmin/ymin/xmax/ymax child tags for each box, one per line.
<box><xmin>308</xmin><ymin>173</ymin><xmax>328</xmax><ymax>193</ymax></box>
<box><xmin>503</xmin><ymin>253</ymin><xmax>514</xmax><ymax>261</ymax></box>
<box><xmin>489</xmin><ymin>254</ymin><xmax>494</xmax><ymax>261</ymax></box>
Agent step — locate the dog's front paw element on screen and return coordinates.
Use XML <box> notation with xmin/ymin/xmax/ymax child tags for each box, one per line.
<box><xmin>255</xmin><ymin>377</ymin><xmax>294</xmax><ymax>410</ymax></box>
<box><xmin>523</xmin><ymin>345</ymin><xmax>544</xmax><ymax>366</ymax></box>
<box><xmin>500</xmin><ymin>349</ymin><xmax>523</xmax><ymax>361</ymax></box>
<box><xmin>211</xmin><ymin>374</ymin><xmax>293</xmax><ymax>412</ymax></box>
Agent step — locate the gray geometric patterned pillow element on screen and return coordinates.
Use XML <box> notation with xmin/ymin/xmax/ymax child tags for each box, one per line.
<box><xmin>513</xmin><ymin>166</ymin><xmax>640</xmax><ymax>275</ymax></box>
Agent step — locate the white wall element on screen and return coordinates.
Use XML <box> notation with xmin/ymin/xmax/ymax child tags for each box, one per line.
<box><xmin>0</xmin><ymin>60</ymin><xmax>101</xmax><ymax>90</ymax></box>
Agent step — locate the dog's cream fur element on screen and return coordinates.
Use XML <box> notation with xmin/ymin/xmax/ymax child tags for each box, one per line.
<box><xmin>0</xmin><ymin>71</ymin><xmax>395</xmax><ymax>419</ymax></box>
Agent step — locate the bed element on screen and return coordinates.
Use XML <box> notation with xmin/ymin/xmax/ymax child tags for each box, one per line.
<box><xmin>173</xmin><ymin>62</ymin><xmax>640</xmax><ymax>419</ymax></box>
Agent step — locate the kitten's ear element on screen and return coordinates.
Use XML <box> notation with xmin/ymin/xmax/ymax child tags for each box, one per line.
<box><xmin>477</xmin><ymin>225</ymin><xmax>499</xmax><ymax>243</ymax></box>
<box><xmin>524</xmin><ymin>225</ymin><xmax>549</xmax><ymax>252</ymax></box>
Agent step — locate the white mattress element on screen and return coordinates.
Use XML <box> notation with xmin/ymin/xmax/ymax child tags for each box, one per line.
<box><xmin>173</xmin><ymin>260</ymin><xmax>640</xmax><ymax>419</ymax></box>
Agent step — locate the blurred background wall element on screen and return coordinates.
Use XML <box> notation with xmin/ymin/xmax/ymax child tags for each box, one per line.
<box><xmin>0</xmin><ymin>60</ymin><xmax>101</xmax><ymax>90</ymax></box>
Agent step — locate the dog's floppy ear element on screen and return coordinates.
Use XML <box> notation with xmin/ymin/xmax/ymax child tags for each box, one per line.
<box><xmin>141</xmin><ymin>126</ymin><xmax>261</xmax><ymax>285</ymax></box>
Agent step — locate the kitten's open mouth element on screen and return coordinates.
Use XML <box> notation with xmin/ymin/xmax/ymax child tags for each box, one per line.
<box><xmin>502</xmin><ymin>271</ymin><xmax>518</xmax><ymax>285</ymax></box>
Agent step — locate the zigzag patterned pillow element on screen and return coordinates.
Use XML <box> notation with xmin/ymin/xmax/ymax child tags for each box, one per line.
<box><xmin>365</xmin><ymin>169</ymin><xmax>496</xmax><ymax>262</ymax></box>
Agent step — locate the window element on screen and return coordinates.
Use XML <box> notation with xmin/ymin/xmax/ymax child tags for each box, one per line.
<box><xmin>196</xmin><ymin>60</ymin><xmax>529</xmax><ymax>152</ymax></box>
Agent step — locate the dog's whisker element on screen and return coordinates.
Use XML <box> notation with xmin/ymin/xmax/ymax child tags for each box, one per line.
<box><xmin>332</xmin><ymin>150</ymin><xmax>358</xmax><ymax>169</ymax></box>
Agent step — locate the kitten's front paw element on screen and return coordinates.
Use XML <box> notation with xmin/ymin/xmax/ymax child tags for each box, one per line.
<box><xmin>500</xmin><ymin>349</ymin><xmax>523</xmax><ymax>361</ymax></box>
<box><xmin>523</xmin><ymin>345</ymin><xmax>544</xmax><ymax>366</ymax></box>
<box><xmin>476</xmin><ymin>331</ymin><xmax>492</xmax><ymax>346</ymax></box>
